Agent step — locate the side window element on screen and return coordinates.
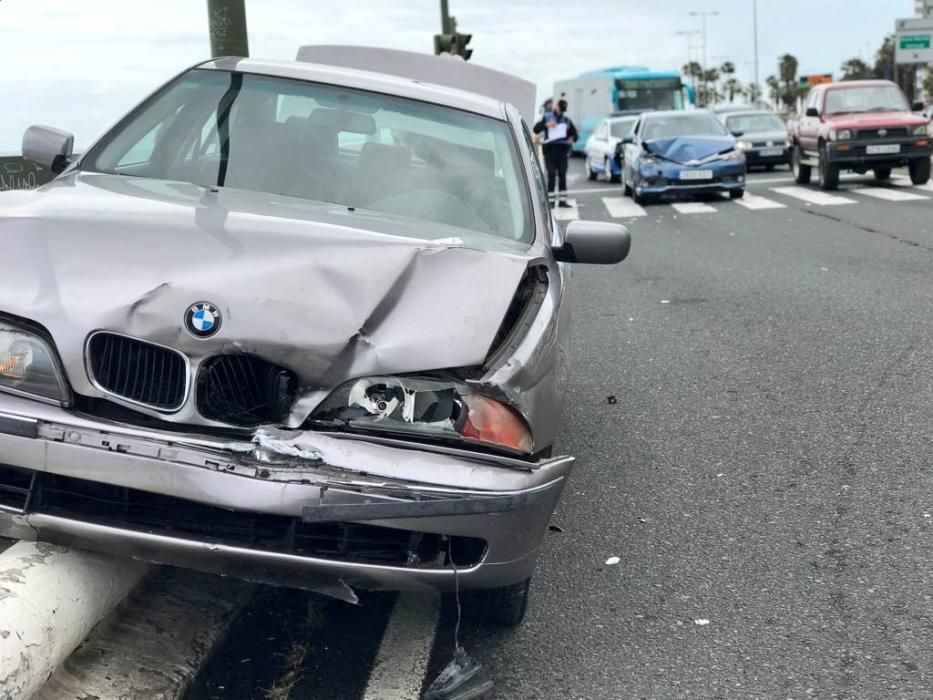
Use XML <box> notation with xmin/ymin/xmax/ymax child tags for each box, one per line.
<box><xmin>521</xmin><ymin>121</ymin><xmax>552</xmax><ymax>227</ymax></box>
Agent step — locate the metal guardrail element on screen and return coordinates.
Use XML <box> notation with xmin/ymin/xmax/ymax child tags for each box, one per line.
<box><xmin>0</xmin><ymin>156</ymin><xmax>53</xmax><ymax>191</ymax></box>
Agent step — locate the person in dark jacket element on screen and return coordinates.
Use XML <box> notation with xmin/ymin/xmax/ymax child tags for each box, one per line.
<box><xmin>533</xmin><ymin>98</ymin><xmax>578</xmax><ymax>208</ymax></box>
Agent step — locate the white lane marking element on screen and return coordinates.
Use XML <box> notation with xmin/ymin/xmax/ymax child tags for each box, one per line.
<box><xmin>732</xmin><ymin>192</ymin><xmax>787</xmax><ymax>210</ymax></box>
<box><xmin>564</xmin><ymin>185</ymin><xmax>623</xmax><ymax>196</ymax></box>
<box><xmin>602</xmin><ymin>196</ymin><xmax>647</xmax><ymax>218</ymax></box>
<box><xmin>848</xmin><ymin>186</ymin><xmax>929</xmax><ymax>202</ymax></box>
<box><xmin>771</xmin><ymin>186</ymin><xmax>857</xmax><ymax>206</ymax></box>
<box><xmin>362</xmin><ymin>592</ymin><xmax>440</xmax><ymax>700</ymax></box>
<box><xmin>908</xmin><ymin>181</ymin><xmax>933</xmax><ymax>193</ymax></box>
<box><xmin>671</xmin><ymin>201</ymin><xmax>717</xmax><ymax>214</ymax></box>
<box><xmin>552</xmin><ymin>199</ymin><xmax>579</xmax><ymax>221</ymax></box>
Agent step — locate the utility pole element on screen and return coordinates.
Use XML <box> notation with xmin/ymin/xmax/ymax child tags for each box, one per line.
<box><xmin>434</xmin><ymin>0</ymin><xmax>473</xmax><ymax>60</ymax></box>
<box><xmin>440</xmin><ymin>0</ymin><xmax>453</xmax><ymax>34</ymax></box>
<box><xmin>752</xmin><ymin>0</ymin><xmax>760</xmax><ymax>92</ymax></box>
<box><xmin>207</xmin><ymin>0</ymin><xmax>249</xmax><ymax>58</ymax></box>
<box><xmin>689</xmin><ymin>10</ymin><xmax>720</xmax><ymax>71</ymax></box>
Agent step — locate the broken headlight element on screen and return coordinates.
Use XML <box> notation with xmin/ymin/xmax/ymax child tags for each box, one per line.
<box><xmin>0</xmin><ymin>322</ymin><xmax>69</xmax><ymax>402</ymax></box>
<box><xmin>308</xmin><ymin>376</ymin><xmax>533</xmax><ymax>454</ymax></box>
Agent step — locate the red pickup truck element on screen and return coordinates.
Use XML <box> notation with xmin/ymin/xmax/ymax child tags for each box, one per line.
<box><xmin>790</xmin><ymin>80</ymin><xmax>931</xmax><ymax>190</ymax></box>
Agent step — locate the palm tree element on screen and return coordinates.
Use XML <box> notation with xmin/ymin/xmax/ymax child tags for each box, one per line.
<box><xmin>766</xmin><ymin>75</ymin><xmax>781</xmax><ymax>110</ymax></box>
<box><xmin>745</xmin><ymin>83</ymin><xmax>763</xmax><ymax>104</ymax></box>
<box><xmin>701</xmin><ymin>68</ymin><xmax>720</xmax><ymax>106</ymax></box>
<box><xmin>724</xmin><ymin>78</ymin><xmax>742</xmax><ymax>103</ymax></box>
<box><xmin>840</xmin><ymin>57</ymin><xmax>872</xmax><ymax>81</ymax></box>
<box><xmin>778</xmin><ymin>54</ymin><xmax>800</xmax><ymax>112</ymax></box>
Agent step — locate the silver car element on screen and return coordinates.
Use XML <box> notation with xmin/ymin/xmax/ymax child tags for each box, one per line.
<box><xmin>0</xmin><ymin>49</ymin><xmax>629</xmax><ymax>625</ymax></box>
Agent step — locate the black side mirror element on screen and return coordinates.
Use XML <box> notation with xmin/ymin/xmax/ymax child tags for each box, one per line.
<box><xmin>622</xmin><ymin>134</ymin><xmax>635</xmax><ymax>145</ymax></box>
<box><xmin>731</xmin><ymin>130</ymin><xmax>744</xmax><ymax>138</ymax></box>
<box><xmin>912</xmin><ymin>101</ymin><xmax>924</xmax><ymax>112</ymax></box>
<box><xmin>805</xmin><ymin>107</ymin><xmax>820</xmax><ymax>118</ymax></box>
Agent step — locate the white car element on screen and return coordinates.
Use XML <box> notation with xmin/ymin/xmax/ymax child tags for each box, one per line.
<box><xmin>584</xmin><ymin>115</ymin><xmax>638</xmax><ymax>183</ymax></box>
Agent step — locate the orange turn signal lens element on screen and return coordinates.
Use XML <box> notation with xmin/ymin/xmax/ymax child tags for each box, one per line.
<box><xmin>461</xmin><ymin>394</ymin><xmax>533</xmax><ymax>454</ymax></box>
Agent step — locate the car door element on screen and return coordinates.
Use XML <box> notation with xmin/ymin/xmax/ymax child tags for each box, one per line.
<box><xmin>587</xmin><ymin>121</ymin><xmax>607</xmax><ymax>164</ymax></box>
<box><xmin>624</xmin><ymin>118</ymin><xmax>643</xmax><ymax>184</ymax></box>
<box><xmin>798</xmin><ymin>89</ymin><xmax>822</xmax><ymax>156</ymax></box>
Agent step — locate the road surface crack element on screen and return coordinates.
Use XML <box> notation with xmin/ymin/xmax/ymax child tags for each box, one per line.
<box><xmin>803</xmin><ymin>209</ymin><xmax>933</xmax><ymax>254</ymax></box>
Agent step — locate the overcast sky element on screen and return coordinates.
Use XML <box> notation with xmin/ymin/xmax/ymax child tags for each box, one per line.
<box><xmin>0</xmin><ymin>0</ymin><xmax>917</xmax><ymax>152</ymax></box>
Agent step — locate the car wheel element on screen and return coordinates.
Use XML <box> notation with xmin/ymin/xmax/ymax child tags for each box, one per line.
<box><xmin>729</xmin><ymin>188</ymin><xmax>745</xmax><ymax>199</ymax></box>
<box><xmin>606</xmin><ymin>157</ymin><xmax>621</xmax><ymax>183</ymax></box>
<box><xmin>633</xmin><ymin>188</ymin><xmax>651</xmax><ymax>206</ymax></box>
<box><xmin>469</xmin><ymin>577</ymin><xmax>531</xmax><ymax>627</ymax></box>
<box><xmin>909</xmin><ymin>157</ymin><xmax>931</xmax><ymax>185</ymax></box>
<box><xmin>585</xmin><ymin>156</ymin><xmax>598</xmax><ymax>181</ymax></box>
<box><xmin>818</xmin><ymin>146</ymin><xmax>840</xmax><ymax>191</ymax></box>
<box><xmin>873</xmin><ymin>166</ymin><xmax>892</xmax><ymax>181</ymax></box>
<box><xmin>623</xmin><ymin>170</ymin><xmax>633</xmax><ymax>196</ymax></box>
<box><xmin>792</xmin><ymin>145</ymin><xmax>812</xmax><ymax>184</ymax></box>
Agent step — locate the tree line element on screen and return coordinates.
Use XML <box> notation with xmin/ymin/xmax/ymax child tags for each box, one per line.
<box><xmin>683</xmin><ymin>34</ymin><xmax>932</xmax><ymax>113</ymax></box>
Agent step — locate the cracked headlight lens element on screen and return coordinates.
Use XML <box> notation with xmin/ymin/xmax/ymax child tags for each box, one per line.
<box><xmin>308</xmin><ymin>375</ymin><xmax>533</xmax><ymax>454</ymax></box>
<box><xmin>0</xmin><ymin>323</ymin><xmax>69</xmax><ymax>402</ymax></box>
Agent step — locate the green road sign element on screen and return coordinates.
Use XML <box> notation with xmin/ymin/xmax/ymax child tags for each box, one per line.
<box><xmin>0</xmin><ymin>157</ymin><xmax>53</xmax><ymax>191</ymax></box>
<box><xmin>900</xmin><ymin>34</ymin><xmax>932</xmax><ymax>50</ymax></box>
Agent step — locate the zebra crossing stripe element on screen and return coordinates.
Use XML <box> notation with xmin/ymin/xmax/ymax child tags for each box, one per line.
<box><xmin>602</xmin><ymin>197</ymin><xmax>647</xmax><ymax>218</ymax></box>
<box><xmin>552</xmin><ymin>199</ymin><xmax>579</xmax><ymax>222</ymax></box>
<box><xmin>733</xmin><ymin>193</ymin><xmax>786</xmax><ymax>210</ymax></box>
<box><xmin>848</xmin><ymin>186</ymin><xmax>929</xmax><ymax>202</ymax></box>
<box><xmin>671</xmin><ymin>202</ymin><xmax>717</xmax><ymax>214</ymax></box>
<box><xmin>770</xmin><ymin>186</ymin><xmax>856</xmax><ymax>206</ymax></box>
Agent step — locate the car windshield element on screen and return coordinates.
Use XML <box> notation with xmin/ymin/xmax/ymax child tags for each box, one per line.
<box><xmin>725</xmin><ymin>113</ymin><xmax>785</xmax><ymax>133</ymax></box>
<box><xmin>609</xmin><ymin>119</ymin><xmax>637</xmax><ymax>138</ymax></box>
<box><xmin>85</xmin><ymin>69</ymin><xmax>531</xmax><ymax>243</ymax></box>
<box><xmin>641</xmin><ymin>113</ymin><xmax>728</xmax><ymax>139</ymax></box>
<box><xmin>823</xmin><ymin>85</ymin><xmax>909</xmax><ymax>114</ymax></box>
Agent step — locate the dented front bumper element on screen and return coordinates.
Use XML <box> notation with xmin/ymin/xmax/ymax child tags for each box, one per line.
<box><xmin>0</xmin><ymin>393</ymin><xmax>572</xmax><ymax>602</ymax></box>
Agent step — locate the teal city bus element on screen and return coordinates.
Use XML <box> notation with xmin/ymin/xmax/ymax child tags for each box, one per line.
<box><xmin>553</xmin><ymin>66</ymin><xmax>696</xmax><ymax>153</ymax></box>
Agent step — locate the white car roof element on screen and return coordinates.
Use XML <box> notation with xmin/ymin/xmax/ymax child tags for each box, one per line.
<box><xmin>200</xmin><ymin>56</ymin><xmax>510</xmax><ymax>121</ymax></box>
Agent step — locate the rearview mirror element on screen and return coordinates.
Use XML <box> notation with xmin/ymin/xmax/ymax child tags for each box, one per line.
<box><xmin>554</xmin><ymin>220</ymin><xmax>631</xmax><ymax>264</ymax></box>
<box><xmin>805</xmin><ymin>107</ymin><xmax>820</xmax><ymax>118</ymax></box>
<box><xmin>23</xmin><ymin>125</ymin><xmax>74</xmax><ymax>174</ymax></box>
<box><xmin>912</xmin><ymin>101</ymin><xmax>924</xmax><ymax>112</ymax></box>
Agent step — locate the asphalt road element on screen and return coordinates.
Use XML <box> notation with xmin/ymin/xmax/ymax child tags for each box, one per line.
<box><xmin>188</xmin><ymin>159</ymin><xmax>933</xmax><ymax>700</ymax></box>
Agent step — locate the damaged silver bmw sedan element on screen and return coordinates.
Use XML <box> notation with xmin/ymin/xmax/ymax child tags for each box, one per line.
<box><xmin>0</xmin><ymin>48</ymin><xmax>629</xmax><ymax>624</ymax></box>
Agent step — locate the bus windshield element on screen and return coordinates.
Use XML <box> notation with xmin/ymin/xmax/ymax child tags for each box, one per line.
<box><xmin>616</xmin><ymin>78</ymin><xmax>684</xmax><ymax>111</ymax></box>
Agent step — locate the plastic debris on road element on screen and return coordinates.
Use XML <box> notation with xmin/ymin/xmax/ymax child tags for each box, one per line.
<box><xmin>605</xmin><ymin>556</ymin><xmax>620</xmax><ymax>566</ymax></box>
<box><xmin>694</xmin><ymin>619</ymin><xmax>711</xmax><ymax>626</ymax></box>
<box><xmin>423</xmin><ymin>648</ymin><xmax>493</xmax><ymax>700</ymax></box>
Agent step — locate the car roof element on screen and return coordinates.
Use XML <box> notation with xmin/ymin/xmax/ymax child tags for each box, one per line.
<box><xmin>199</xmin><ymin>57</ymin><xmax>508</xmax><ymax>120</ymax></box>
<box><xmin>819</xmin><ymin>79</ymin><xmax>899</xmax><ymax>91</ymax></box>
<box><xmin>721</xmin><ymin>110</ymin><xmax>781</xmax><ymax>119</ymax></box>
<box><xmin>642</xmin><ymin>109</ymin><xmax>714</xmax><ymax>119</ymax></box>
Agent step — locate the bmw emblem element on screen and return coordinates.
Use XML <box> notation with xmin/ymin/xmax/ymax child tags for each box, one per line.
<box><xmin>185</xmin><ymin>302</ymin><xmax>222</xmax><ymax>338</ymax></box>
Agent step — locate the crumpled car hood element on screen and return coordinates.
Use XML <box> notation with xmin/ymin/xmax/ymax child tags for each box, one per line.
<box><xmin>0</xmin><ymin>173</ymin><xmax>531</xmax><ymax>415</ymax></box>
<box><xmin>644</xmin><ymin>136</ymin><xmax>735</xmax><ymax>164</ymax></box>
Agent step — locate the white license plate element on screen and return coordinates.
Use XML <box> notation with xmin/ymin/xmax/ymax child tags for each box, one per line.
<box><xmin>679</xmin><ymin>169</ymin><xmax>713</xmax><ymax>181</ymax></box>
<box><xmin>760</xmin><ymin>147</ymin><xmax>784</xmax><ymax>157</ymax></box>
<box><xmin>866</xmin><ymin>144</ymin><xmax>901</xmax><ymax>155</ymax></box>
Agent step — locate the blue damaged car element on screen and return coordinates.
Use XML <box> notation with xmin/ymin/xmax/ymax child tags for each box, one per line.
<box><xmin>621</xmin><ymin>109</ymin><xmax>747</xmax><ymax>205</ymax></box>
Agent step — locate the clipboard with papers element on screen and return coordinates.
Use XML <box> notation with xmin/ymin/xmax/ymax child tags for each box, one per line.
<box><xmin>545</xmin><ymin>123</ymin><xmax>568</xmax><ymax>143</ymax></box>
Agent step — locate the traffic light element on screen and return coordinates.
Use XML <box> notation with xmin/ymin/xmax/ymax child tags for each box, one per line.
<box><xmin>454</xmin><ymin>33</ymin><xmax>473</xmax><ymax>61</ymax></box>
<box><xmin>433</xmin><ymin>31</ymin><xmax>473</xmax><ymax>61</ymax></box>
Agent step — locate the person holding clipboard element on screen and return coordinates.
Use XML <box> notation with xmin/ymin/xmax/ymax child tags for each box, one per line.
<box><xmin>533</xmin><ymin>99</ymin><xmax>578</xmax><ymax>208</ymax></box>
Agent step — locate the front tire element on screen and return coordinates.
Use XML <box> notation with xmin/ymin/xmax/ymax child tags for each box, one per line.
<box><xmin>729</xmin><ymin>188</ymin><xmax>745</xmax><ymax>199</ymax></box>
<box><xmin>909</xmin><ymin>157</ymin><xmax>931</xmax><ymax>185</ymax></box>
<box><xmin>585</xmin><ymin>156</ymin><xmax>598</xmax><ymax>181</ymax></box>
<box><xmin>792</xmin><ymin>145</ymin><xmax>812</xmax><ymax>184</ymax></box>
<box><xmin>873</xmin><ymin>166</ymin><xmax>892</xmax><ymax>181</ymax></box>
<box><xmin>470</xmin><ymin>577</ymin><xmax>531</xmax><ymax>627</ymax></box>
<box><xmin>818</xmin><ymin>146</ymin><xmax>840</xmax><ymax>191</ymax></box>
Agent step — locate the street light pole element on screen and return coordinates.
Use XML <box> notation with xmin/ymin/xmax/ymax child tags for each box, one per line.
<box><xmin>207</xmin><ymin>0</ymin><xmax>249</xmax><ymax>58</ymax></box>
<box><xmin>752</xmin><ymin>0</ymin><xmax>760</xmax><ymax>91</ymax></box>
<box><xmin>440</xmin><ymin>0</ymin><xmax>452</xmax><ymax>34</ymax></box>
<box><xmin>689</xmin><ymin>10</ymin><xmax>720</xmax><ymax>71</ymax></box>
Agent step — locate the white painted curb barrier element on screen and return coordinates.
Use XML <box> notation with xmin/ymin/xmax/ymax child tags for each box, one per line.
<box><xmin>0</xmin><ymin>541</ymin><xmax>149</xmax><ymax>699</ymax></box>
